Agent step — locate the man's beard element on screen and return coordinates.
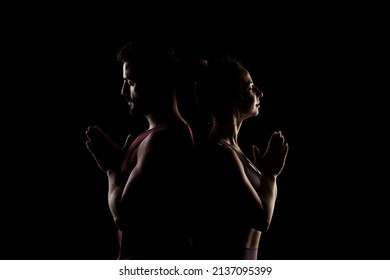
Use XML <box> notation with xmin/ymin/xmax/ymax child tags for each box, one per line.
<box><xmin>128</xmin><ymin>102</ymin><xmax>148</xmax><ymax>116</ymax></box>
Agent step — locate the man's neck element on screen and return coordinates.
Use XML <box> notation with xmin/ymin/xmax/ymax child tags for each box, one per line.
<box><xmin>145</xmin><ymin>100</ymin><xmax>186</xmax><ymax>128</ymax></box>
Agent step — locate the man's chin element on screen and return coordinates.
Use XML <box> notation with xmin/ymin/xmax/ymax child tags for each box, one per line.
<box><xmin>129</xmin><ymin>107</ymin><xmax>144</xmax><ymax>116</ymax></box>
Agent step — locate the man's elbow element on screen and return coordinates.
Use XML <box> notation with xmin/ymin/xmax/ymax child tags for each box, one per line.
<box><xmin>114</xmin><ymin>217</ymin><xmax>124</xmax><ymax>231</ymax></box>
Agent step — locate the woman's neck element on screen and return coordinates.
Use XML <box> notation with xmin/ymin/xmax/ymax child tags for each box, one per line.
<box><xmin>209</xmin><ymin>116</ymin><xmax>241</xmax><ymax>147</ymax></box>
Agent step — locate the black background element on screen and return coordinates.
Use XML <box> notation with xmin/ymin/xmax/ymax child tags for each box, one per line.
<box><xmin>2</xmin><ymin>4</ymin><xmax>388</xmax><ymax>260</ymax></box>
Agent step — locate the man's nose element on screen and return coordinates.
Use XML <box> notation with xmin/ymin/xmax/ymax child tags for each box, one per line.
<box><xmin>121</xmin><ymin>81</ymin><xmax>128</xmax><ymax>96</ymax></box>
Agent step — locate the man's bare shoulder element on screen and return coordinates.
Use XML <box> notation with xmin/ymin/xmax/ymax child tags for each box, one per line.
<box><xmin>138</xmin><ymin>122</ymin><xmax>193</xmax><ymax>153</ymax></box>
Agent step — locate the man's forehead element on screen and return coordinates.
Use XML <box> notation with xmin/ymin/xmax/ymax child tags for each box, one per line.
<box><xmin>123</xmin><ymin>62</ymin><xmax>157</xmax><ymax>82</ymax></box>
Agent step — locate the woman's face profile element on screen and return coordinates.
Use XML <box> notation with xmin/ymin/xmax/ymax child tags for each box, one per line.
<box><xmin>237</xmin><ymin>66</ymin><xmax>263</xmax><ymax>119</ymax></box>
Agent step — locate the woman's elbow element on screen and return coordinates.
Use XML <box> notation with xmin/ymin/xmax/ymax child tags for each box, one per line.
<box><xmin>249</xmin><ymin>209</ymin><xmax>272</xmax><ymax>232</ymax></box>
<box><xmin>251</xmin><ymin>218</ymin><xmax>270</xmax><ymax>232</ymax></box>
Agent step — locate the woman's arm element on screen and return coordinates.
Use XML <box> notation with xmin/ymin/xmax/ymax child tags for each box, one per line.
<box><xmin>252</xmin><ymin>131</ymin><xmax>289</xmax><ymax>231</ymax></box>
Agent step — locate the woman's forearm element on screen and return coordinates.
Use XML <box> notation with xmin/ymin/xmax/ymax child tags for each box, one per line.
<box><xmin>257</xmin><ymin>174</ymin><xmax>278</xmax><ymax>231</ymax></box>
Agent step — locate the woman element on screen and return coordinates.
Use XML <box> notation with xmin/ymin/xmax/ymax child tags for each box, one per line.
<box><xmin>191</xmin><ymin>57</ymin><xmax>289</xmax><ymax>260</ymax></box>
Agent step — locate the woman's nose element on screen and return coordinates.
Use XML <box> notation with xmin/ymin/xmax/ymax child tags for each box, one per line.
<box><xmin>255</xmin><ymin>86</ymin><xmax>263</xmax><ymax>98</ymax></box>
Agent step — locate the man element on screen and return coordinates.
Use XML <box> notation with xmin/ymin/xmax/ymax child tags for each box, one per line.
<box><xmin>85</xmin><ymin>37</ymin><xmax>195</xmax><ymax>260</ymax></box>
